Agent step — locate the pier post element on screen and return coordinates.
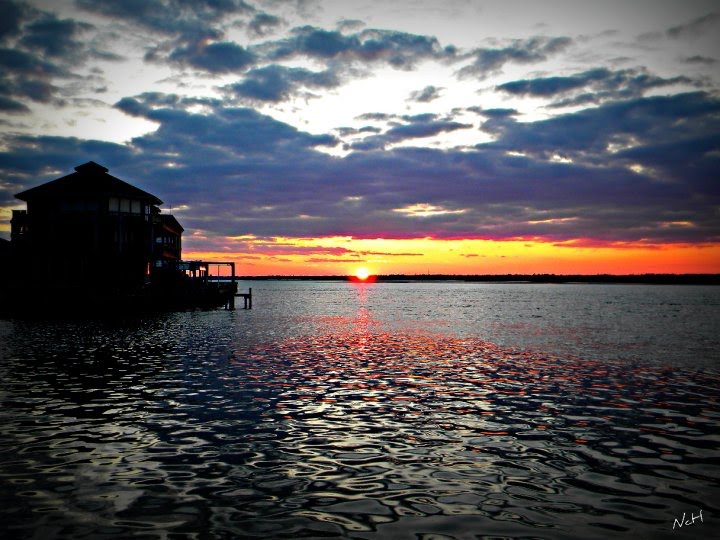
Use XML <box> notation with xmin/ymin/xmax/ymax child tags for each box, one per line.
<box><xmin>229</xmin><ymin>262</ymin><xmax>236</xmax><ymax>310</ymax></box>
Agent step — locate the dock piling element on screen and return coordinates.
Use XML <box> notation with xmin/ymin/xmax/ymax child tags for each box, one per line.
<box><xmin>235</xmin><ymin>287</ymin><xmax>252</xmax><ymax>309</ymax></box>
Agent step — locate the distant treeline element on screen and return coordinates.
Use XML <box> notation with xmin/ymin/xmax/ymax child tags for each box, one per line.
<box><xmin>231</xmin><ymin>274</ymin><xmax>720</xmax><ymax>285</ymax></box>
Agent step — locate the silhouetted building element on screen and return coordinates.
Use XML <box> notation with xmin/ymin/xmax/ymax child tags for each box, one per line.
<box><xmin>0</xmin><ymin>238</ymin><xmax>10</xmax><ymax>281</ymax></box>
<box><xmin>11</xmin><ymin>161</ymin><xmax>182</xmax><ymax>294</ymax></box>
<box><xmin>2</xmin><ymin>160</ymin><xmax>246</xmax><ymax>314</ymax></box>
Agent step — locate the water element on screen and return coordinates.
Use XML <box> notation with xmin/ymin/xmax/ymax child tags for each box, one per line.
<box><xmin>0</xmin><ymin>281</ymin><xmax>718</xmax><ymax>539</ymax></box>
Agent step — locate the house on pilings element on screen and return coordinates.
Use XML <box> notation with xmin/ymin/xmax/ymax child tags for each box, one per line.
<box><xmin>3</xmin><ymin>161</ymin><xmax>244</xmax><ymax>313</ymax></box>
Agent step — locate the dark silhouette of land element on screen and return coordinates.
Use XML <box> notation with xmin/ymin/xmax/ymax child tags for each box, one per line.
<box><xmin>233</xmin><ymin>273</ymin><xmax>720</xmax><ymax>285</ymax></box>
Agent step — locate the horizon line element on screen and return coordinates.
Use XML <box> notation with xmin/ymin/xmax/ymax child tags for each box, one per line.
<box><xmin>216</xmin><ymin>273</ymin><xmax>720</xmax><ymax>284</ymax></box>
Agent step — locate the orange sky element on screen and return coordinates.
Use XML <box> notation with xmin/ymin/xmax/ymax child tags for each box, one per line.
<box><xmin>185</xmin><ymin>236</ymin><xmax>720</xmax><ymax>276</ymax></box>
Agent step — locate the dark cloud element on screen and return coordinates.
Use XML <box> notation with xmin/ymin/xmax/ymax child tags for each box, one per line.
<box><xmin>386</xmin><ymin>119</ymin><xmax>470</xmax><ymax>140</ymax></box>
<box><xmin>497</xmin><ymin>67</ymin><xmax>693</xmax><ymax>106</ymax></box>
<box><xmin>129</xmin><ymin>8</ymin><xmax>442</xmax><ymax>76</ymax></box>
<box><xmin>115</xmin><ymin>92</ymin><xmax>221</xmax><ymax>117</ymax></box>
<box><xmin>497</xmin><ymin>68</ymin><xmax>610</xmax><ymax>96</ymax></box>
<box><xmin>483</xmin><ymin>91</ymin><xmax>720</xmax><ymax>163</ymax></box>
<box><xmin>478</xmin><ymin>108</ymin><xmax>517</xmax><ymax>118</ymax></box>
<box><xmin>196</xmin><ymin>241</ymin><xmax>356</xmax><ymax>258</ymax></box>
<box><xmin>0</xmin><ymin>2</ymin><xmax>717</xmax><ymax>253</ymax></box>
<box><xmin>334</xmin><ymin>126</ymin><xmax>381</xmax><ymax>137</ymax></box>
<box><xmin>667</xmin><ymin>11</ymin><xmax>719</xmax><ymax>39</ymax></box>
<box><xmin>76</xmin><ymin>0</ymin><xmax>254</xmax><ymax>37</ymax></box>
<box><xmin>169</xmin><ymin>41</ymin><xmax>255</xmax><ymax>72</ymax></box>
<box><xmin>0</xmin><ymin>47</ymin><xmax>65</xmax><ymax>77</ymax></box>
<box><xmin>347</xmin><ymin>116</ymin><xmax>472</xmax><ymax>151</ymax></box>
<box><xmin>262</xmin><ymin>26</ymin><xmax>449</xmax><ymax>68</ymax></box>
<box><xmin>0</xmin><ymin>0</ymin><xmax>27</xmax><ymax>41</ymax></box>
<box><xmin>355</xmin><ymin>112</ymin><xmax>394</xmax><ymax>121</ymax></box>
<box><xmin>683</xmin><ymin>55</ymin><xmax>717</xmax><ymax>65</ymax></box>
<box><xmin>336</xmin><ymin>19</ymin><xmax>365</xmax><ymax>32</ymax></box>
<box><xmin>0</xmin><ymin>134</ymin><xmax>132</xmax><ymax>198</ymax></box>
<box><xmin>114</xmin><ymin>92</ymin><xmax>337</xmax><ymax>157</ymax></box>
<box><xmin>15</xmin><ymin>78</ymin><xmax>58</xmax><ymax>103</ymax></box>
<box><xmin>2</xmin><ymin>87</ymin><xmax>718</xmax><ymax>245</ymax></box>
<box><xmin>408</xmin><ymin>85</ymin><xmax>442</xmax><ymax>103</ymax></box>
<box><xmin>459</xmin><ymin>36</ymin><xmax>571</xmax><ymax>79</ymax></box>
<box><xmin>265</xmin><ymin>26</ymin><xmax>356</xmax><ymax>59</ymax></box>
<box><xmin>0</xmin><ymin>95</ymin><xmax>29</xmax><ymax>113</ymax></box>
<box><xmin>224</xmin><ymin>64</ymin><xmax>339</xmax><ymax>102</ymax></box>
<box><xmin>78</xmin><ymin>0</ymin><xmax>258</xmax><ymax>72</ymax></box>
<box><xmin>0</xmin><ymin>7</ymin><xmax>119</xmax><ymax>113</ymax></box>
<box><xmin>639</xmin><ymin>11</ymin><xmax>720</xmax><ymax>42</ymax></box>
<box><xmin>0</xmin><ymin>46</ymin><xmax>70</xmax><ymax>112</ymax></box>
<box><xmin>248</xmin><ymin>12</ymin><xmax>283</xmax><ymax>37</ymax></box>
<box><xmin>19</xmin><ymin>13</ymin><xmax>93</xmax><ymax>59</ymax></box>
<box><xmin>402</xmin><ymin>113</ymin><xmax>437</xmax><ymax>123</ymax></box>
<box><xmin>353</xmin><ymin>28</ymin><xmax>447</xmax><ymax>68</ymax></box>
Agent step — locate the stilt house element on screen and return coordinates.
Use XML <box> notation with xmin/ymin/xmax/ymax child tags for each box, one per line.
<box><xmin>11</xmin><ymin>161</ymin><xmax>183</xmax><ymax>293</ymax></box>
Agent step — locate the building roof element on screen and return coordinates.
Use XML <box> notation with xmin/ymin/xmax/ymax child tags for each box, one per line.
<box><xmin>159</xmin><ymin>214</ymin><xmax>184</xmax><ymax>233</ymax></box>
<box><xmin>15</xmin><ymin>161</ymin><xmax>163</xmax><ymax>205</ymax></box>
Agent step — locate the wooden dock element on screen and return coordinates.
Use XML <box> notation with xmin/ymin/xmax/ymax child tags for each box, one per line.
<box><xmin>180</xmin><ymin>261</ymin><xmax>252</xmax><ymax>311</ymax></box>
<box><xmin>234</xmin><ymin>288</ymin><xmax>252</xmax><ymax>310</ymax></box>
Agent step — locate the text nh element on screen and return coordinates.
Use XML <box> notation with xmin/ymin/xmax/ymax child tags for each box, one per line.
<box><xmin>673</xmin><ymin>509</ymin><xmax>703</xmax><ymax>530</ymax></box>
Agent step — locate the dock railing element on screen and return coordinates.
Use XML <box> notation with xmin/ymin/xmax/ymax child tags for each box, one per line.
<box><xmin>179</xmin><ymin>260</ymin><xmax>251</xmax><ymax>309</ymax></box>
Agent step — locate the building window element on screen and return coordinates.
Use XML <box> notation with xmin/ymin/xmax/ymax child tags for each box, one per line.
<box><xmin>109</xmin><ymin>197</ymin><xmax>142</xmax><ymax>214</ymax></box>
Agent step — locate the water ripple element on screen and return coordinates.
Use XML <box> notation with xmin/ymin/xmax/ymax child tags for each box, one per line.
<box><xmin>0</xmin><ymin>301</ymin><xmax>718</xmax><ymax>539</ymax></box>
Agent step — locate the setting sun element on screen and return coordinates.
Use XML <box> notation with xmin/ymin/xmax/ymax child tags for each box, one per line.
<box><xmin>355</xmin><ymin>267</ymin><xmax>370</xmax><ymax>280</ymax></box>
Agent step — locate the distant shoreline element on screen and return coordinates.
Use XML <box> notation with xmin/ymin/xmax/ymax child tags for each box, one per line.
<box><xmin>229</xmin><ymin>274</ymin><xmax>720</xmax><ymax>285</ymax></box>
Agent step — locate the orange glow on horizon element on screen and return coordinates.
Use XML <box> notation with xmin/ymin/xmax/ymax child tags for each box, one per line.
<box><xmin>184</xmin><ymin>236</ymin><xmax>720</xmax><ymax>276</ymax></box>
<box><xmin>349</xmin><ymin>266</ymin><xmax>377</xmax><ymax>283</ymax></box>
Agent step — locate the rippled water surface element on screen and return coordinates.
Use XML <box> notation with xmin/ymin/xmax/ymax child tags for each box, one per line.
<box><xmin>1</xmin><ymin>282</ymin><xmax>718</xmax><ymax>539</ymax></box>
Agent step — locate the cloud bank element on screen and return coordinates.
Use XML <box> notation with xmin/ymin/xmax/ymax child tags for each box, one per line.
<box><xmin>0</xmin><ymin>0</ymin><xmax>718</xmax><ymax>255</ymax></box>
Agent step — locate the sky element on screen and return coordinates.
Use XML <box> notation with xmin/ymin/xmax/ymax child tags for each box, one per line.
<box><xmin>0</xmin><ymin>0</ymin><xmax>718</xmax><ymax>276</ymax></box>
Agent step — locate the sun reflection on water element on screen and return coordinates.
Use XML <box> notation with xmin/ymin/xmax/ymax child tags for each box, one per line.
<box><xmin>224</xmin><ymin>294</ymin><xmax>720</xmax><ymax>535</ymax></box>
<box><xmin>0</xmin><ymin>288</ymin><xmax>718</xmax><ymax>539</ymax></box>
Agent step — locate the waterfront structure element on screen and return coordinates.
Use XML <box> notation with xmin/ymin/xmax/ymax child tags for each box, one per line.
<box><xmin>5</xmin><ymin>161</ymin><xmax>247</xmax><ymax>312</ymax></box>
<box><xmin>11</xmin><ymin>161</ymin><xmax>179</xmax><ymax>292</ymax></box>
